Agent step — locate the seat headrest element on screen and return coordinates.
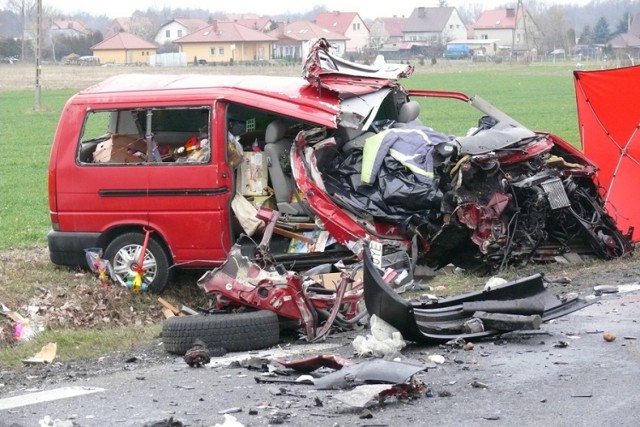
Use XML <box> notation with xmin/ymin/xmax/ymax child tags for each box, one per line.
<box><xmin>398</xmin><ymin>100</ymin><xmax>421</xmax><ymax>123</ymax></box>
<box><xmin>265</xmin><ymin>120</ymin><xmax>287</xmax><ymax>143</ymax></box>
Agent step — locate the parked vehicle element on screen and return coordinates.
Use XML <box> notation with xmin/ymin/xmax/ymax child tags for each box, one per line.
<box><xmin>47</xmin><ymin>38</ymin><xmax>632</xmax><ymax>293</ymax></box>
<box><xmin>445</xmin><ymin>44</ymin><xmax>470</xmax><ymax>59</ymax></box>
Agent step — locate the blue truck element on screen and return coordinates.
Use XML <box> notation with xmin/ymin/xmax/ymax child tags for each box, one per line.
<box><xmin>445</xmin><ymin>44</ymin><xmax>470</xmax><ymax>59</ymax></box>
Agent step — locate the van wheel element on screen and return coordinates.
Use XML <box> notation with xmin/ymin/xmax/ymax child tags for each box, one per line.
<box><xmin>162</xmin><ymin>310</ymin><xmax>280</xmax><ymax>355</ymax></box>
<box><xmin>104</xmin><ymin>232</ymin><xmax>171</xmax><ymax>294</ymax></box>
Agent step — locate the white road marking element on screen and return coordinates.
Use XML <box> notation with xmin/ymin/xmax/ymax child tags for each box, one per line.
<box><xmin>0</xmin><ymin>386</ymin><xmax>105</xmax><ymax>411</ymax></box>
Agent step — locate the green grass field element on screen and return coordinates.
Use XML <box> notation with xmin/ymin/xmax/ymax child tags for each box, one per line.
<box><xmin>0</xmin><ymin>63</ymin><xmax>583</xmax><ymax>250</ymax></box>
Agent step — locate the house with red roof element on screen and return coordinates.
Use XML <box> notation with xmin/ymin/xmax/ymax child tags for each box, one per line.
<box><xmin>50</xmin><ymin>20</ymin><xmax>92</xmax><ymax>38</ymax></box>
<box><xmin>154</xmin><ymin>19</ymin><xmax>208</xmax><ymax>45</ymax></box>
<box><xmin>91</xmin><ymin>32</ymin><xmax>158</xmax><ymax>65</ymax></box>
<box><xmin>173</xmin><ymin>21</ymin><xmax>277</xmax><ymax>63</ymax></box>
<box><xmin>403</xmin><ymin>7</ymin><xmax>466</xmax><ymax>45</ymax></box>
<box><xmin>268</xmin><ymin>21</ymin><xmax>347</xmax><ymax>60</ymax></box>
<box><xmin>314</xmin><ymin>11</ymin><xmax>369</xmax><ymax>54</ymax></box>
<box><xmin>473</xmin><ymin>7</ymin><xmax>541</xmax><ymax>53</ymax></box>
<box><xmin>369</xmin><ymin>17</ymin><xmax>408</xmax><ymax>48</ymax></box>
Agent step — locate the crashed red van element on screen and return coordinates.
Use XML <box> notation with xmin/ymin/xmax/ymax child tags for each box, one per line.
<box><xmin>48</xmin><ymin>39</ymin><xmax>631</xmax><ymax>293</ymax></box>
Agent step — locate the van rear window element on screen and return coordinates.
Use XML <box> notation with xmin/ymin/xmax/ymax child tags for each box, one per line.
<box><xmin>77</xmin><ymin>107</ymin><xmax>211</xmax><ymax>165</ymax></box>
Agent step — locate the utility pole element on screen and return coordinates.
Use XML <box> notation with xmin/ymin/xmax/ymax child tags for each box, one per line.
<box><xmin>34</xmin><ymin>0</ymin><xmax>42</xmax><ymax>111</ymax></box>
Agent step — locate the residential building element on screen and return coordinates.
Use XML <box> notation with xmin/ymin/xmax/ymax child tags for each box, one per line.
<box><xmin>268</xmin><ymin>21</ymin><xmax>347</xmax><ymax>60</ymax></box>
<box><xmin>91</xmin><ymin>32</ymin><xmax>158</xmax><ymax>65</ymax></box>
<box><xmin>403</xmin><ymin>7</ymin><xmax>466</xmax><ymax>45</ymax></box>
<box><xmin>154</xmin><ymin>19</ymin><xmax>208</xmax><ymax>45</ymax></box>
<box><xmin>473</xmin><ymin>7</ymin><xmax>541</xmax><ymax>53</ymax></box>
<box><xmin>173</xmin><ymin>21</ymin><xmax>277</xmax><ymax>63</ymax></box>
<box><xmin>314</xmin><ymin>11</ymin><xmax>369</xmax><ymax>54</ymax></box>
<box><xmin>608</xmin><ymin>12</ymin><xmax>640</xmax><ymax>56</ymax></box>
<box><xmin>369</xmin><ymin>17</ymin><xmax>408</xmax><ymax>48</ymax></box>
<box><xmin>50</xmin><ymin>20</ymin><xmax>92</xmax><ymax>38</ymax></box>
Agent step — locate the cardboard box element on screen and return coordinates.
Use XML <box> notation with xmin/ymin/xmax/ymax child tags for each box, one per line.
<box><xmin>310</xmin><ymin>270</ymin><xmax>364</xmax><ymax>290</ymax></box>
<box><xmin>93</xmin><ymin>134</ymin><xmax>147</xmax><ymax>163</ymax></box>
<box><xmin>239</xmin><ymin>152</ymin><xmax>268</xmax><ymax>196</ymax></box>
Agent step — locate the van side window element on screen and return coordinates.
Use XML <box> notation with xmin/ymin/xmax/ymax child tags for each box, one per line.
<box><xmin>77</xmin><ymin>107</ymin><xmax>211</xmax><ymax>165</ymax></box>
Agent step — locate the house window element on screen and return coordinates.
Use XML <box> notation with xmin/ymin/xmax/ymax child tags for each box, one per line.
<box><xmin>219</xmin><ymin>48</ymin><xmax>224</xmax><ymax>55</ymax></box>
<box><xmin>449</xmin><ymin>24</ymin><xmax>453</xmax><ymax>29</ymax></box>
<box><xmin>211</xmin><ymin>47</ymin><xmax>215</xmax><ymax>55</ymax></box>
<box><xmin>481</xmin><ymin>34</ymin><xmax>488</xmax><ymax>40</ymax></box>
<box><xmin>177</xmin><ymin>30</ymin><xmax>183</xmax><ymax>37</ymax></box>
<box><xmin>165</xmin><ymin>30</ymin><xmax>170</xmax><ymax>38</ymax></box>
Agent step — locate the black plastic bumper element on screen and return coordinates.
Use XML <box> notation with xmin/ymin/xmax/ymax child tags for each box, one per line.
<box><xmin>363</xmin><ymin>247</ymin><xmax>597</xmax><ymax>343</ymax></box>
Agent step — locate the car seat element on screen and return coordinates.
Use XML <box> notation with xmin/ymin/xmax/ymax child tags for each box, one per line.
<box><xmin>263</xmin><ymin>120</ymin><xmax>306</xmax><ymax>215</ymax></box>
<box><xmin>394</xmin><ymin>100</ymin><xmax>422</xmax><ymax>127</ymax></box>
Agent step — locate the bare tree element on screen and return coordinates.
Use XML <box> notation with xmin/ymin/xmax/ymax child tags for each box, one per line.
<box><xmin>5</xmin><ymin>0</ymin><xmax>36</xmax><ymax>60</ymax></box>
<box><xmin>534</xmin><ymin>5</ymin><xmax>572</xmax><ymax>53</ymax></box>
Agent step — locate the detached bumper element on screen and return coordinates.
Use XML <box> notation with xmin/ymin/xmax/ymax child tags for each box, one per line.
<box><xmin>363</xmin><ymin>248</ymin><xmax>597</xmax><ymax>343</ymax></box>
<box><xmin>48</xmin><ymin>230</ymin><xmax>100</xmax><ymax>267</ymax></box>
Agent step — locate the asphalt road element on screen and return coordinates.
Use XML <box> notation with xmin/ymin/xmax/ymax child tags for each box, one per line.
<box><xmin>1</xmin><ymin>287</ymin><xmax>639</xmax><ymax>427</ymax></box>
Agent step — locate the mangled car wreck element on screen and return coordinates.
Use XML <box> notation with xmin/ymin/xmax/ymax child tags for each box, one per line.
<box><xmin>160</xmin><ymin>39</ymin><xmax>635</xmax><ymax>353</ymax></box>
<box><xmin>49</xmin><ymin>39</ymin><xmax>633</xmax><ymax>295</ymax></box>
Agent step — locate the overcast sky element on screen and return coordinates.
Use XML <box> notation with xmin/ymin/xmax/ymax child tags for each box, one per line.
<box><xmin>47</xmin><ymin>0</ymin><xmax>593</xmax><ymax>20</ymax></box>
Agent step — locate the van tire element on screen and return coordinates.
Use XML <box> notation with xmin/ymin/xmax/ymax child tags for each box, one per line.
<box><xmin>162</xmin><ymin>310</ymin><xmax>280</xmax><ymax>355</ymax></box>
<box><xmin>104</xmin><ymin>232</ymin><xmax>171</xmax><ymax>294</ymax></box>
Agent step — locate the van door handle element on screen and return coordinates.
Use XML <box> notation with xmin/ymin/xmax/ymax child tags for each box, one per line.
<box><xmin>222</xmin><ymin>172</ymin><xmax>228</xmax><ymax>178</ymax></box>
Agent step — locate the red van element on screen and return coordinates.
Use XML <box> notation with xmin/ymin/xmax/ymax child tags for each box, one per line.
<box><xmin>47</xmin><ymin>40</ymin><xmax>423</xmax><ymax>292</ymax></box>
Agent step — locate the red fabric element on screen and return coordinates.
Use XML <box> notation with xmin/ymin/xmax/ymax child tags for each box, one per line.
<box><xmin>574</xmin><ymin>66</ymin><xmax>640</xmax><ymax>241</ymax></box>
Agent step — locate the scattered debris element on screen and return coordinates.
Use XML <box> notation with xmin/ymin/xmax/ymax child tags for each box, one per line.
<box><xmin>553</xmin><ymin>341</ymin><xmax>570</xmax><ymax>348</ymax></box>
<box><xmin>593</xmin><ymin>285</ymin><xmax>619</xmax><ymax>295</ymax></box>
<box><xmin>22</xmin><ymin>342</ymin><xmax>57</xmax><ymax>365</ymax></box>
<box><xmin>272</xmin><ymin>354</ymin><xmax>351</xmax><ymax>372</ymax></box>
<box><xmin>363</xmin><ymin>249</ymin><xmax>599</xmax><ymax>344</ymax></box>
<box><xmin>184</xmin><ymin>339</ymin><xmax>211</xmax><ymax>367</ymax></box>
<box><xmin>469</xmin><ymin>379</ymin><xmax>489</xmax><ymax>389</ymax></box>
<box><xmin>212</xmin><ymin>414</ymin><xmax>244</xmax><ymax>427</ymax></box>
<box><xmin>602</xmin><ymin>332</ymin><xmax>617</xmax><ymax>342</ymax></box>
<box><xmin>352</xmin><ymin>315</ymin><xmax>406</xmax><ymax>357</ymax></box>
<box><xmin>313</xmin><ymin>358</ymin><xmax>427</xmax><ymax>390</ymax></box>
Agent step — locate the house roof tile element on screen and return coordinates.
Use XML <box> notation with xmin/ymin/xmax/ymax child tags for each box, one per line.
<box><xmin>404</xmin><ymin>7</ymin><xmax>455</xmax><ymax>33</ymax></box>
<box><xmin>91</xmin><ymin>32</ymin><xmax>157</xmax><ymax>50</ymax></box>
<box><xmin>174</xmin><ymin>21</ymin><xmax>277</xmax><ymax>43</ymax></box>
<box><xmin>269</xmin><ymin>20</ymin><xmax>347</xmax><ymax>42</ymax></box>
<box><xmin>474</xmin><ymin>8</ymin><xmax>523</xmax><ymax>30</ymax></box>
<box><xmin>315</xmin><ymin>11</ymin><xmax>362</xmax><ymax>34</ymax></box>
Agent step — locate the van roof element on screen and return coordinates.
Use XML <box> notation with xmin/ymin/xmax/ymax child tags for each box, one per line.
<box><xmin>74</xmin><ymin>73</ymin><xmax>344</xmax><ymax>128</ymax></box>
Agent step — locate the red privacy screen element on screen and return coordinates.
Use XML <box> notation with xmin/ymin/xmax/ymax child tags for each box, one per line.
<box><xmin>574</xmin><ymin>65</ymin><xmax>640</xmax><ymax>241</ymax></box>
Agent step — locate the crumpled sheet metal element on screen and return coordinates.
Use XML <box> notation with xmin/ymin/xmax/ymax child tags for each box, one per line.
<box><xmin>312</xmin><ymin>358</ymin><xmax>428</xmax><ymax>390</ymax></box>
<box><xmin>363</xmin><ymin>248</ymin><xmax>598</xmax><ymax>344</ymax></box>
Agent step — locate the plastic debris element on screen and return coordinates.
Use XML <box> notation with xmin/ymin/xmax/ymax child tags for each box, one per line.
<box><xmin>353</xmin><ymin>315</ymin><xmax>406</xmax><ymax>357</ymax></box>
<box><xmin>22</xmin><ymin>342</ymin><xmax>57</xmax><ymax>364</ymax></box>
<box><xmin>213</xmin><ymin>414</ymin><xmax>244</xmax><ymax>427</ymax></box>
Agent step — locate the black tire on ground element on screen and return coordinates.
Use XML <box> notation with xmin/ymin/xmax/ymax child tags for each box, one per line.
<box><xmin>162</xmin><ymin>310</ymin><xmax>281</xmax><ymax>355</ymax></box>
<box><xmin>104</xmin><ymin>232</ymin><xmax>171</xmax><ymax>294</ymax></box>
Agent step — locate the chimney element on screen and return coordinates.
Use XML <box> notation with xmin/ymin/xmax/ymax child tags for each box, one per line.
<box><xmin>212</xmin><ymin>20</ymin><xmax>218</xmax><ymax>33</ymax></box>
<box><xmin>506</xmin><ymin>8</ymin><xmax>515</xmax><ymax>18</ymax></box>
<box><xmin>419</xmin><ymin>7</ymin><xmax>426</xmax><ymax>18</ymax></box>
